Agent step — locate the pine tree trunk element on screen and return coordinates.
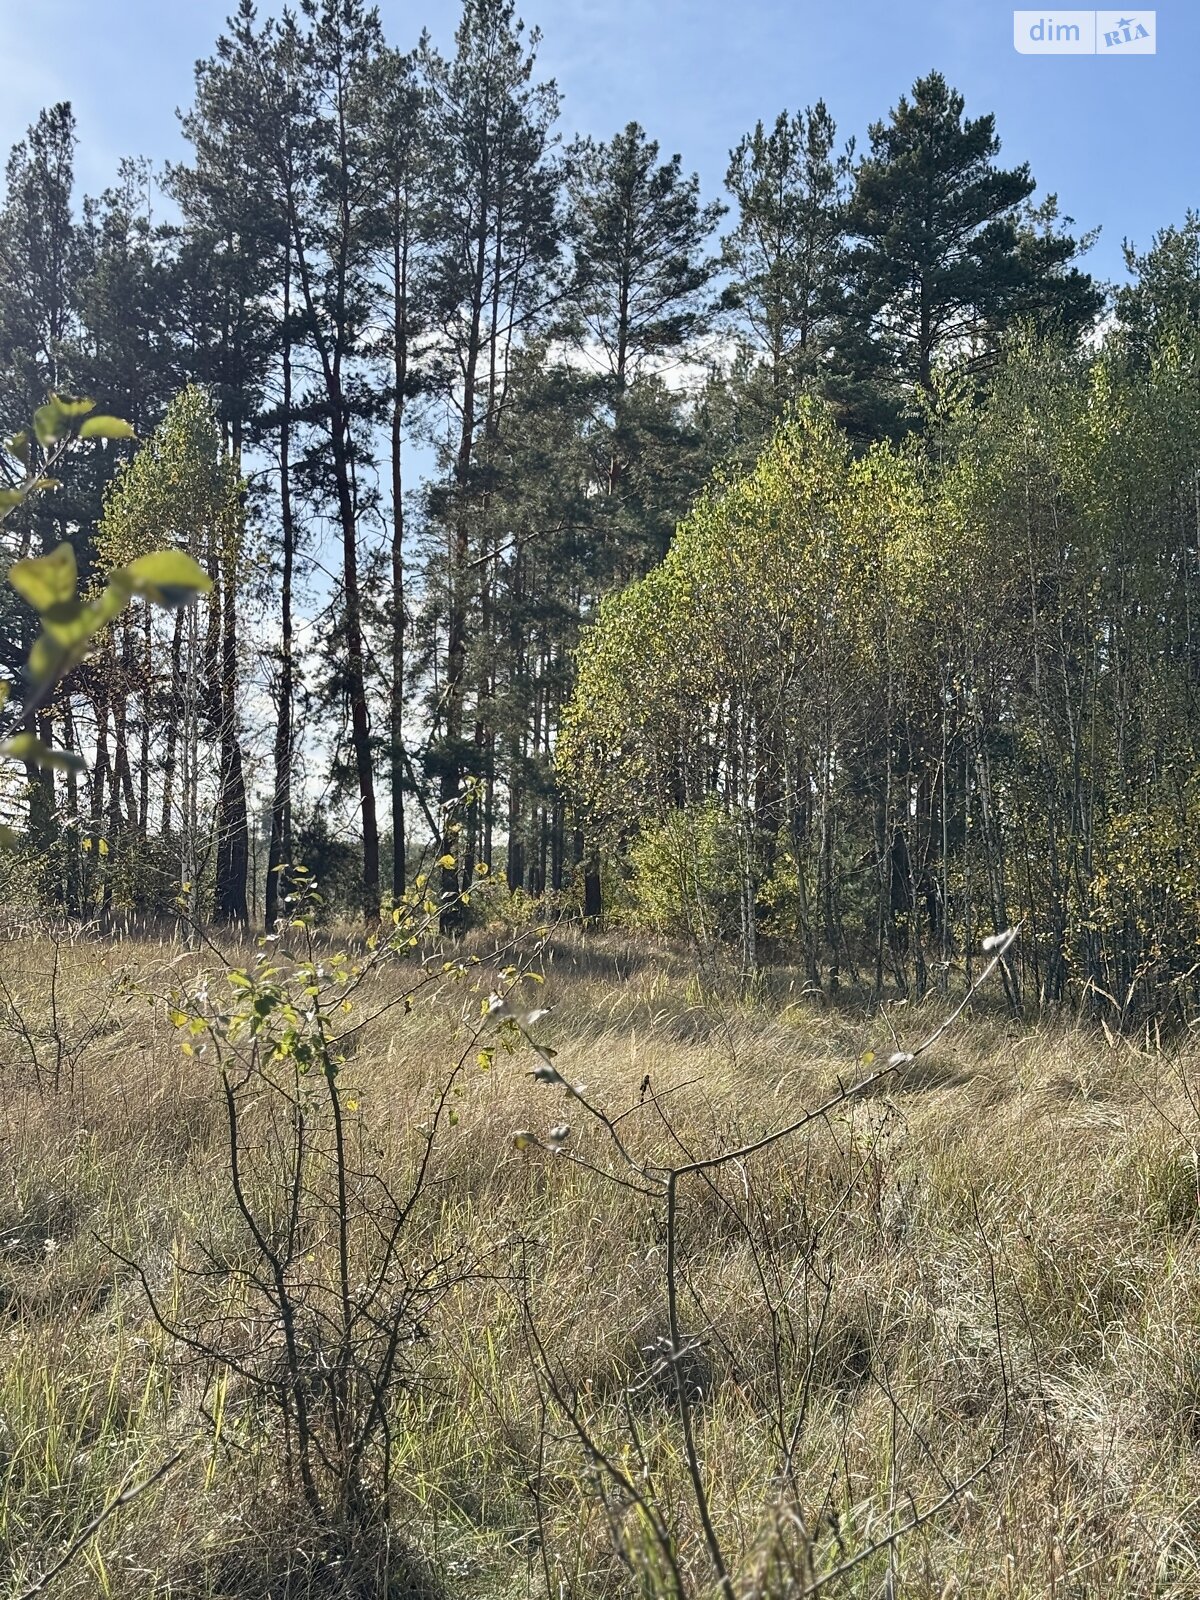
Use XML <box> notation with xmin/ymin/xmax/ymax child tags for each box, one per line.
<box><xmin>439</xmin><ymin>260</ymin><xmax>485</xmax><ymax>933</ymax></box>
<box><xmin>215</xmin><ymin>740</ymin><xmax>250</xmax><ymax>924</ymax></box>
<box><xmin>161</xmin><ymin>611</ymin><xmax>183</xmax><ymax>840</ymax></box>
<box><xmin>389</xmin><ymin>210</ymin><xmax>408</xmax><ymax>903</ymax></box>
<box><xmin>62</xmin><ymin>702</ymin><xmax>81</xmax><ymax>915</ymax></box>
<box><xmin>288</xmin><ymin>170</ymin><xmax>379</xmax><ymax>924</ymax></box>
<box><xmin>139</xmin><ymin>605</ymin><xmax>152</xmax><ymax>833</ymax></box>
<box><xmin>335</xmin><ymin>436</ymin><xmax>379</xmax><ymax>924</ymax></box>
<box><xmin>267</xmin><ymin>266</ymin><xmax>296</xmax><ymax>932</ymax></box>
<box><xmin>214</xmin><ymin>468</ymin><xmax>249</xmax><ymax>925</ymax></box>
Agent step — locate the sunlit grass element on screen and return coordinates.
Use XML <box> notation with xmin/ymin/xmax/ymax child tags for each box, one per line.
<box><xmin>0</xmin><ymin>924</ymin><xmax>1198</xmax><ymax>1596</ymax></box>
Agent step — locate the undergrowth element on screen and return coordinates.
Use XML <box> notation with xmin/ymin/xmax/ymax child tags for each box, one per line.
<box><xmin>0</xmin><ymin>923</ymin><xmax>1198</xmax><ymax>1597</ymax></box>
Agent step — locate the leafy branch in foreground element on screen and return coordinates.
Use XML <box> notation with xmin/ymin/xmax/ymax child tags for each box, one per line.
<box><xmin>115</xmin><ymin>865</ymin><xmax>540</xmax><ymax>1539</ymax></box>
<box><xmin>0</xmin><ymin>393</ymin><xmax>211</xmax><ymax>804</ymax></box>
<box><xmin>0</xmin><ymin>392</ymin><xmax>132</xmax><ymax>521</ymax></box>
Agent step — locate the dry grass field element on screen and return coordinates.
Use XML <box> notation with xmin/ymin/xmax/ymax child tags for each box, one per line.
<box><xmin>1</xmin><ymin>921</ymin><xmax>1199</xmax><ymax>1598</ymax></box>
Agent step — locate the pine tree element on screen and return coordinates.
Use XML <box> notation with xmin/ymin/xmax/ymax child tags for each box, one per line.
<box><xmin>839</xmin><ymin>71</ymin><xmax>1100</xmax><ymax>431</ymax></box>
<box><xmin>721</xmin><ymin>102</ymin><xmax>853</xmax><ymax>438</ymax></box>
<box><xmin>252</xmin><ymin>14</ymin><xmax>308</xmax><ymax>933</ymax></box>
<box><xmin>552</xmin><ymin>122</ymin><xmax>721</xmax><ymax>913</ymax></box>
<box><xmin>420</xmin><ymin>0</ymin><xmax>562</xmax><ymax>923</ymax></box>
<box><xmin>193</xmin><ymin>0</ymin><xmax>388</xmax><ymax>924</ymax></box>
<box><xmin>172</xmin><ymin>0</ymin><xmax>285</xmax><ymax>922</ymax></box>
<box><xmin>564</xmin><ymin>121</ymin><xmax>722</xmax><ymax>564</ymax></box>
<box><xmin>0</xmin><ymin>104</ymin><xmax>84</xmax><ymax>874</ymax></box>
<box><xmin>367</xmin><ymin>44</ymin><xmax>432</xmax><ymax>903</ymax></box>
<box><xmin>77</xmin><ymin>160</ymin><xmax>176</xmax><ymax>440</ymax></box>
<box><xmin>0</xmin><ymin>104</ymin><xmax>81</xmax><ymax>430</ymax></box>
<box><xmin>1117</xmin><ymin>212</ymin><xmax>1200</xmax><ymax>363</ymax></box>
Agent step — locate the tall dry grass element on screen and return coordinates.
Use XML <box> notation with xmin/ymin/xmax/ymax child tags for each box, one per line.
<box><xmin>0</xmin><ymin>921</ymin><xmax>1197</xmax><ymax>1597</ymax></box>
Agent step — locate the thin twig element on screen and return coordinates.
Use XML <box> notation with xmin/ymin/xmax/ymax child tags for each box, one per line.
<box><xmin>12</xmin><ymin>1448</ymin><xmax>185</xmax><ymax>1600</ymax></box>
<box><xmin>799</xmin><ymin>1448</ymin><xmax>1005</xmax><ymax>1596</ymax></box>
<box><xmin>674</xmin><ymin>924</ymin><xmax>1022</xmax><ymax>1184</ymax></box>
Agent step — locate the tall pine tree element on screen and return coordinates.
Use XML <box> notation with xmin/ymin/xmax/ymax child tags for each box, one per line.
<box><xmin>839</xmin><ymin>71</ymin><xmax>1100</xmax><ymax>433</ymax></box>
<box><xmin>721</xmin><ymin>102</ymin><xmax>853</xmax><ymax>442</ymax></box>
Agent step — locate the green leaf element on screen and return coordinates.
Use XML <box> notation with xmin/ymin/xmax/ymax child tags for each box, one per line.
<box><xmin>33</xmin><ymin>400</ymin><xmax>67</xmax><ymax>447</ymax></box>
<box><xmin>32</xmin><ymin>394</ymin><xmax>95</xmax><ymax>446</ymax></box>
<box><xmin>90</xmin><ymin>582</ymin><xmax>131</xmax><ymax>630</ymax></box>
<box><xmin>116</xmin><ymin>549</ymin><xmax>213</xmax><ymax>608</ymax></box>
<box><xmin>6</xmin><ymin>431</ymin><xmax>30</xmax><ymax>468</ymax></box>
<box><xmin>1</xmin><ymin>734</ymin><xmax>84</xmax><ymax>773</ymax></box>
<box><xmin>39</xmin><ymin>599</ymin><xmax>99</xmax><ymax>648</ymax></box>
<box><xmin>38</xmin><ymin>580</ymin><xmax>129</xmax><ymax>653</ymax></box>
<box><xmin>9</xmin><ymin>543</ymin><xmax>77</xmax><ymax>613</ymax></box>
<box><xmin>25</xmin><ymin>632</ymin><xmax>70</xmax><ymax>688</ymax></box>
<box><xmin>0</xmin><ymin>477</ymin><xmax>59</xmax><ymax>512</ymax></box>
<box><xmin>51</xmin><ymin>395</ymin><xmax>98</xmax><ymax>419</ymax></box>
<box><xmin>78</xmin><ymin>415</ymin><xmax>135</xmax><ymax>442</ymax></box>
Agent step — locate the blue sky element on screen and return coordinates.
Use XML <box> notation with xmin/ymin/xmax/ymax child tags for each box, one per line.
<box><xmin>0</xmin><ymin>1</ymin><xmax>1194</xmax><ymax>286</ymax></box>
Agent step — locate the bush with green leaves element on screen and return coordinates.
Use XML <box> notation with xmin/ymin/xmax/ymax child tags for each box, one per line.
<box><xmin>626</xmin><ymin>798</ymin><xmax>749</xmax><ymax>940</ymax></box>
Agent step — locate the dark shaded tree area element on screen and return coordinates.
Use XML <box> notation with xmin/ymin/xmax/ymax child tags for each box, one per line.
<box><xmin>0</xmin><ymin>4</ymin><xmax>1109</xmax><ymax>932</ymax></box>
